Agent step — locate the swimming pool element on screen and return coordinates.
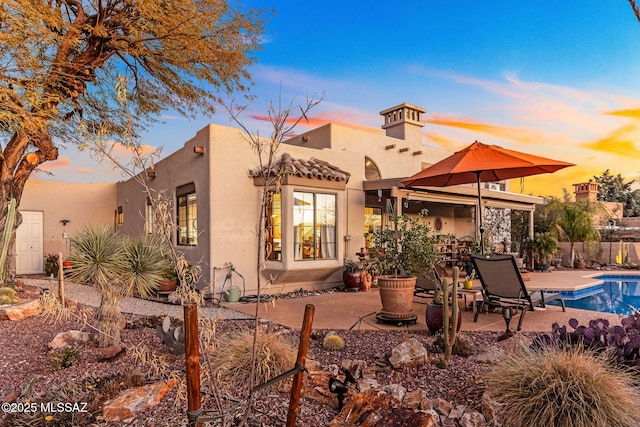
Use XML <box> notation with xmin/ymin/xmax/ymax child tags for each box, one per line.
<box><xmin>549</xmin><ymin>274</ymin><xmax>640</xmax><ymax>314</ymax></box>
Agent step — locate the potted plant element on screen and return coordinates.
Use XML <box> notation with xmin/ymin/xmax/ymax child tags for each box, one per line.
<box><xmin>573</xmin><ymin>252</ymin><xmax>587</xmax><ymax>269</ymax></box>
<box><xmin>368</xmin><ymin>210</ymin><xmax>438</xmax><ymax>319</ymax></box>
<box><xmin>463</xmin><ymin>270</ymin><xmax>475</xmax><ymax>290</ymax></box>
<box><xmin>342</xmin><ymin>259</ymin><xmax>363</xmax><ymax>289</ymax></box>
<box><xmin>157</xmin><ymin>265</ymin><xmax>178</xmax><ymax>294</ymax></box>
<box><xmin>530</xmin><ymin>232</ymin><xmax>559</xmax><ymax>271</ymax></box>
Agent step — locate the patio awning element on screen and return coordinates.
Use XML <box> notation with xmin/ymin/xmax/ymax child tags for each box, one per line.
<box><xmin>363</xmin><ymin>177</ymin><xmax>542</xmax><ymax>211</ymax></box>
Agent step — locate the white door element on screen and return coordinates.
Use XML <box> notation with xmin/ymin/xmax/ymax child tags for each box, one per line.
<box><xmin>16</xmin><ymin>211</ymin><xmax>44</xmax><ymax>274</ymax></box>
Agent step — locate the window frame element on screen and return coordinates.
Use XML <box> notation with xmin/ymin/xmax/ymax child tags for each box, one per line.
<box><xmin>176</xmin><ymin>183</ymin><xmax>197</xmax><ymax>246</ymax></box>
<box><xmin>293</xmin><ymin>190</ymin><xmax>337</xmax><ymax>261</ymax></box>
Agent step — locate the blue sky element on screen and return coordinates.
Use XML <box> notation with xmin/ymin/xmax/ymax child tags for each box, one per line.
<box><xmin>42</xmin><ymin>1</ymin><xmax>640</xmax><ymax>197</ymax></box>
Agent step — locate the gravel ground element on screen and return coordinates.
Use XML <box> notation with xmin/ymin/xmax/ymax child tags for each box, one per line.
<box><xmin>1</xmin><ymin>283</ymin><xmax>522</xmax><ymax>426</ymax></box>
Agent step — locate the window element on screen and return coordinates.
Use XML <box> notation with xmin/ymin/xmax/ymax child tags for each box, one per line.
<box><xmin>364</xmin><ymin>157</ymin><xmax>381</xmax><ymax>180</ymax></box>
<box><xmin>116</xmin><ymin>206</ymin><xmax>124</xmax><ymax>224</ymax></box>
<box><xmin>364</xmin><ymin>207</ymin><xmax>382</xmax><ymax>248</ymax></box>
<box><xmin>177</xmin><ymin>183</ymin><xmax>197</xmax><ymax>246</ymax></box>
<box><xmin>266</xmin><ymin>191</ymin><xmax>282</xmax><ymax>261</ymax></box>
<box><xmin>293</xmin><ymin>191</ymin><xmax>336</xmax><ymax>260</ymax></box>
<box><xmin>145</xmin><ymin>199</ymin><xmax>154</xmax><ymax>234</ymax></box>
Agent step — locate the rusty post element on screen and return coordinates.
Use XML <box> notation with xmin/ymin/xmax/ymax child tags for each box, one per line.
<box><xmin>184</xmin><ymin>304</ymin><xmax>202</xmax><ymax>427</ymax></box>
<box><xmin>57</xmin><ymin>252</ymin><xmax>65</xmax><ymax>306</ymax></box>
<box><xmin>286</xmin><ymin>304</ymin><xmax>315</xmax><ymax>427</ymax></box>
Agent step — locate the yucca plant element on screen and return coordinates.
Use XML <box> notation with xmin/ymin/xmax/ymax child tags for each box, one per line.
<box><xmin>67</xmin><ymin>226</ymin><xmax>170</xmax><ymax>347</ymax></box>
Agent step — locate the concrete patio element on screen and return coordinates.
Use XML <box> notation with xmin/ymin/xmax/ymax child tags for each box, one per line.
<box><xmin>223</xmin><ymin>270</ymin><xmax>628</xmax><ymax>333</ymax></box>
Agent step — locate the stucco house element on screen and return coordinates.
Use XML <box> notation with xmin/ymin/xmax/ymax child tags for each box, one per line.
<box><xmin>16</xmin><ymin>103</ymin><xmax>541</xmax><ymax>296</ymax></box>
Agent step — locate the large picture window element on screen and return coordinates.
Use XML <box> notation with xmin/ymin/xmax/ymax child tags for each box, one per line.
<box><xmin>293</xmin><ymin>191</ymin><xmax>336</xmax><ymax>260</ymax></box>
<box><xmin>177</xmin><ymin>184</ymin><xmax>197</xmax><ymax>246</ymax></box>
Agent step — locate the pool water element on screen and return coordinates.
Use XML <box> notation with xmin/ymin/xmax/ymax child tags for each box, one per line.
<box><xmin>548</xmin><ymin>274</ymin><xmax>640</xmax><ymax>315</ymax></box>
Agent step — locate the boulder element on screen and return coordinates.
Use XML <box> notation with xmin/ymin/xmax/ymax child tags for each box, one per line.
<box><xmin>388</xmin><ymin>338</ymin><xmax>428</xmax><ymax>368</ymax></box>
<box><xmin>103</xmin><ymin>380</ymin><xmax>175</xmax><ymax>423</ymax></box>
<box><xmin>327</xmin><ymin>389</ymin><xmax>436</xmax><ymax>427</ymax></box>
<box><xmin>0</xmin><ymin>299</ymin><xmax>43</xmax><ymax>321</ymax></box>
<box><xmin>48</xmin><ymin>330</ymin><xmax>90</xmax><ymax>349</ymax></box>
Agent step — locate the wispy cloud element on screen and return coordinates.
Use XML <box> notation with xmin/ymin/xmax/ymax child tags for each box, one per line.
<box><xmin>424</xmin><ymin>114</ymin><xmax>543</xmax><ymax>144</ymax></box>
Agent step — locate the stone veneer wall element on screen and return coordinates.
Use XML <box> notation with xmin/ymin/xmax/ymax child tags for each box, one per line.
<box><xmin>483</xmin><ymin>207</ymin><xmax>512</xmax><ymax>251</ymax></box>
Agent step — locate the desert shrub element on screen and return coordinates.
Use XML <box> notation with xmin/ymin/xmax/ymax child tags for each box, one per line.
<box><xmin>430</xmin><ymin>335</ymin><xmax>474</xmax><ymax>357</ymax></box>
<box><xmin>0</xmin><ymin>286</ymin><xmax>19</xmax><ymax>304</ymax></box>
<box><xmin>207</xmin><ymin>329</ymin><xmax>296</xmax><ymax>393</ymax></box>
<box><xmin>48</xmin><ymin>347</ymin><xmax>80</xmax><ymax>370</ymax></box>
<box><xmin>485</xmin><ymin>345</ymin><xmax>640</xmax><ymax>427</ymax></box>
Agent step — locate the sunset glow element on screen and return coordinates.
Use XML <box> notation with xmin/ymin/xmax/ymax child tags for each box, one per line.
<box><xmin>45</xmin><ymin>1</ymin><xmax>640</xmax><ymax>197</ymax></box>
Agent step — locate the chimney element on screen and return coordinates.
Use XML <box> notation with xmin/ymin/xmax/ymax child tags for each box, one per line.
<box><xmin>380</xmin><ymin>103</ymin><xmax>426</xmax><ymax>144</ymax></box>
<box><xmin>573</xmin><ymin>181</ymin><xmax>599</xmax><ymax>202</ymax></box>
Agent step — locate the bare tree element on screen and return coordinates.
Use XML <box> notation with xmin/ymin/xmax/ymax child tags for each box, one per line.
<box><xmin>226</xmin><ymin>95</ymin><xmax>322</xmax><ymax>424</ymax></box>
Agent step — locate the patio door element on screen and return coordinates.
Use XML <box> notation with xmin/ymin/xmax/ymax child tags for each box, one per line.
<box><xmin>16</xmin><ymin>211</ymin><xmax>44</xmax><ymax>274</ymax></box>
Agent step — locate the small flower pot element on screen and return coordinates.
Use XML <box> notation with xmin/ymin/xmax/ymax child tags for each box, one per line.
<box><xmin>426</xmin><ymin>303</ymin><xmax>462</xmax><ymax>335</ymax></box>
<box><xmin>343</xmin><ymin>271</ymin><xmax>362</xmax><ymax>289</ymax></box>
<box><xmin>463</xmin><ymin>281</ymin><xmax>473</xmax><ymax>290</ymax></box>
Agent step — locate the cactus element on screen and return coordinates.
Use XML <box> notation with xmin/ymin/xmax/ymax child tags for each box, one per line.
<box><xmin>0</xmin><ymin>198</ymin><xmax>16</xmax><ymax>285</ymax></box>
<box><xmin>0</xmin><ymin>286</ymin><xmax>19</xmax><ymax>304</ymax></box>
<box><xmin>323</xmin><ymin>333</ymin><xmax>345</xmax><ymax>351</ymax></box>
<box><xmin>441</xmin><ymin>266</ymin><xmax>460</xmax><ymax>368</ymax></box>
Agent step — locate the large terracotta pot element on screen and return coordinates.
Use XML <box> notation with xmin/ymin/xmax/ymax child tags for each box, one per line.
<box><xmin>377</xmin><ymin>276</ymin><xmax>416</xmax><ymax>319</ymax></box>
<box><xmin>574</xmin><ymin>261</ymin><xmax>586</xmax><ymax>269</ymax></box>
<box><xmin>343</xmin><ymin>271</ymin><xmax>362</xmax><ymax>289</ymax></box>
<box><xmin>426</xmin><ymin>303</ymin><xmax>462</xmax><ymax>335</ymax></box>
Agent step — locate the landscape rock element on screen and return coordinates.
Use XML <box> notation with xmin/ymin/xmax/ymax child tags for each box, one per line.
<box><xmin>459</xmin><ymin>411</ymin><xmax>489</xmax><ymax>427</ymax></box>
<box><xmin>48</xmin><ymin>330</ymin><xmax>90</xmax><ymax>349</ymax></box>
<box><xmin>388</xmin><ymin>337</ymin><xmax>428</xmax><ymax>368</ymax></box>
<box><xmin>481</xmin><ymin>392</ymin><xmax>503</xmax><ymax>427</ymax></box>
<box><xmin>103</xmin><ymin>380</ymin><xmax>175</xmax><ymax>423</ymax></box>
<box><xmin>402</xmin><ymin>389</ymin><xmax>424</xmax><ymax>408</ymax></box>
<box><xmin>327</xmin><ymin>389</ymin><xmax>436</xmax><ymax>427</ymax></box>
<box><xmin>449</xmin><ymin>404</ymin><xmax>467</xmax><ymax>420</ymax></box>
<box><xmin>302</xmin><ymin>361</ymin><xmax>338</xmax><ymax>406</ymax></box>
<box><xmin>357</xmin><ymin>378</ymin><xmax>380</xmax><ymax>392</ymax></box>
<box><xmin>0</xmin><ymin>299</ymin><xmax>43</xmax><ymax>321</ymax></box>
<box><xmin>98</xmin><ymin>345</ymin><xmax>126</xmax><ymax>362</ymax></box>
<box><xmin>341</xmin><ymin>359</ymin><xmax>367</xmax><ymax>380</ymax></box>
<box><xmin>432</xmin><ymin>397</ymin><xmax>454</xmax><ymax>416</ymax></box>
<box><xmin>382</xmin><ymin>383</ymin><xmax>406</xmax><ymax>402</ymax></box>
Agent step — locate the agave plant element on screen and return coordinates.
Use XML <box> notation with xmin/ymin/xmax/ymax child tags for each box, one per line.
<box><xmin>68</xmin><ymin>226</ymin><xmax>170</xmax><ymax>347</ymax></box>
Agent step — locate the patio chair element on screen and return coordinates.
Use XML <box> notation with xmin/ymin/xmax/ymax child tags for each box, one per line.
<box><xmin>414</xmin><ymin>267</ymin><xmax>442</xmax><ymax>299</ymax></box>
<box><xmin>470</xmin><ymin>254</ymin><xmax>566</xmax><ymax>334</ymax></box>
<box><xmin>414</xmin><ymin>266</ymin><xmax>449</xmax><ymax>299</ymax></box>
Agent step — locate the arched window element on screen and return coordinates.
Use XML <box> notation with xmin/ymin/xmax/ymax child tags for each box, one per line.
<box><xmin>364</xmin><ymin>157</ymin><xmax>381</xmax><ymax>180</ymax></box>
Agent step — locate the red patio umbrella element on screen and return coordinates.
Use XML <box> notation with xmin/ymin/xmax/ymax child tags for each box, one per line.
<box><xmin>401</xmin><ymin>141</ymin><xmax>574</xmax><ymax>252</ymax></box>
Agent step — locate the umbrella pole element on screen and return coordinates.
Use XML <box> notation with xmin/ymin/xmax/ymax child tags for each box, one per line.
<box><xmin>476</xmin><ymin>172</ymin><xmax>484</xmax><ymax>254</ymax></box>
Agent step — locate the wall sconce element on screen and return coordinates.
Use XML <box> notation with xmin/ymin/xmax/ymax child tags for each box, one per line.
<box><xmin>147</xmin><ymin>171</ymin><xmax>156</xmax><ymax>179</ymax></box>
<box><xmin>301</xmin><ymin>136</ymin><xmax>309</xmax><ymax>143</ymax></box>
<box><xmin>194</xmin><ymin>146</ymin><xmax>205</xmax><ymax>154</ymax></box>
<box><xmin>60</xmin><ymin>219</ymin><xmax>70</xmax><ymax>226</ymax></box>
